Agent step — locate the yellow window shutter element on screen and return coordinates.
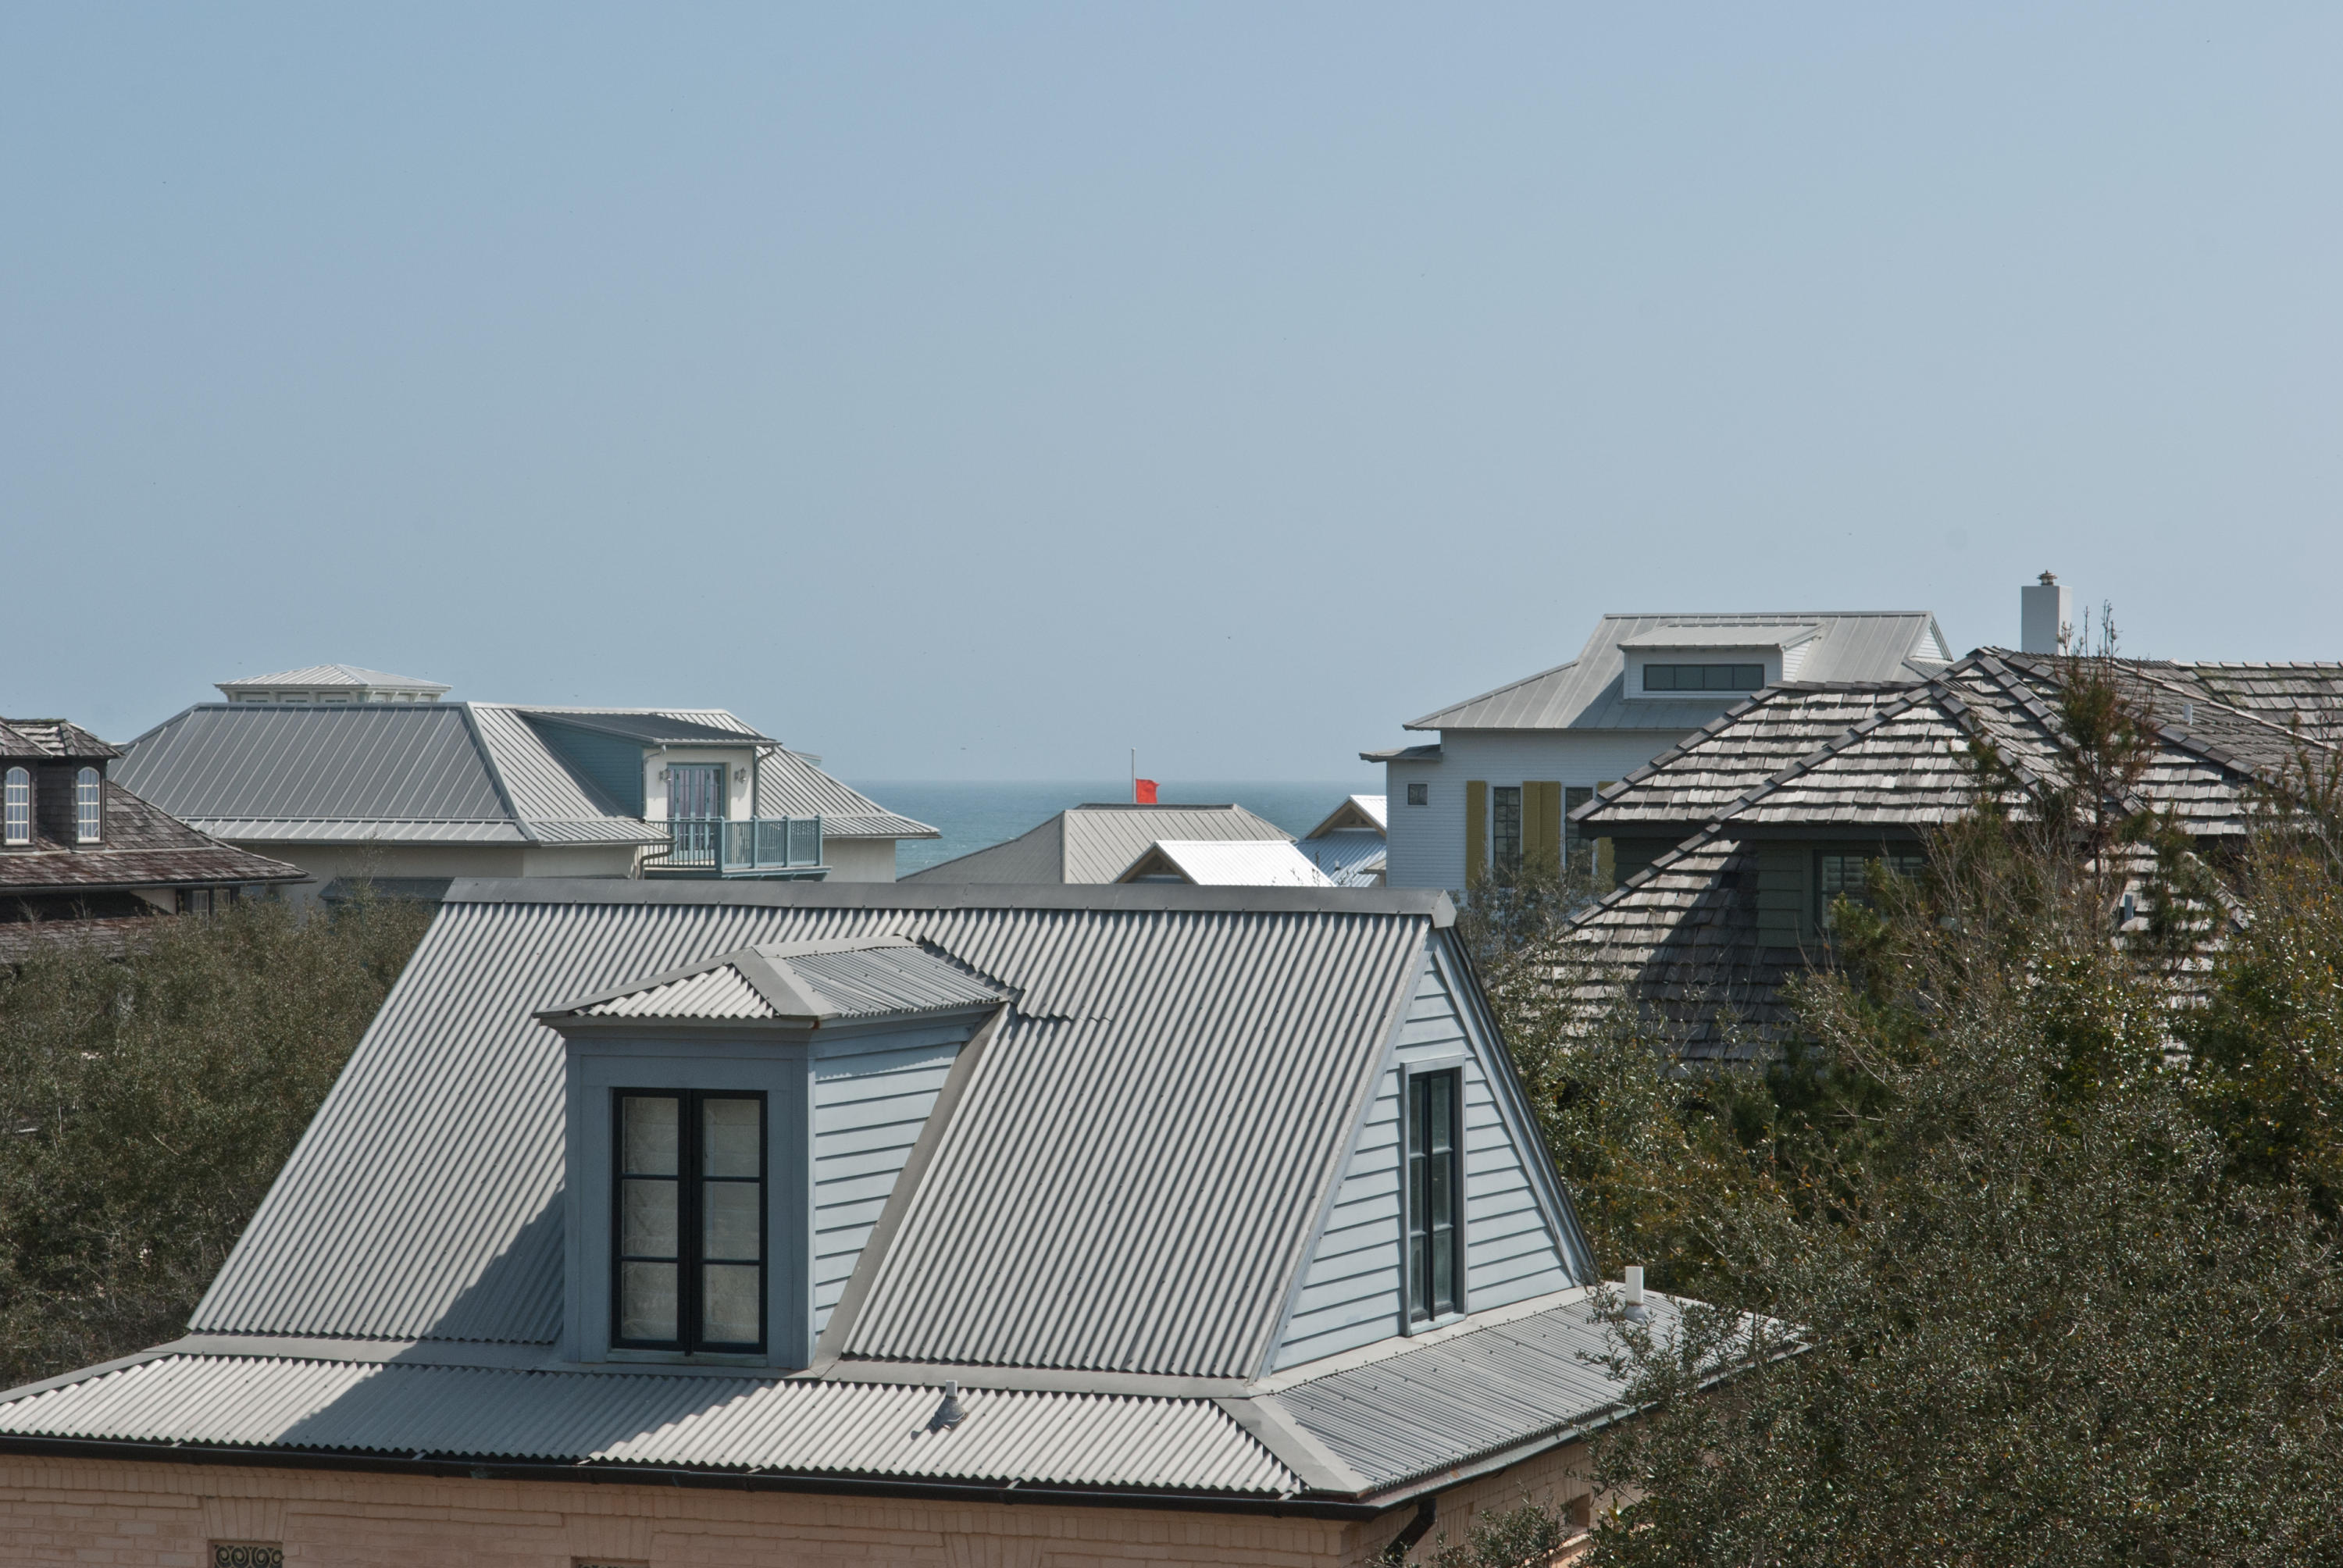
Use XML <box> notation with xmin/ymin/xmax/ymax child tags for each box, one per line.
<box><xmin>1464</xmin><ymin>780</ymin><xmax>1488</xmax><ymax>888</ymax></box>
<box><xmin>1528</xmin><ymin>781</ymin><xmax>1562</xmax><ymax>876</ymax></box>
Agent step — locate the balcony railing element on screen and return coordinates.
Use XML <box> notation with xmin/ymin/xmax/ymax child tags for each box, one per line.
<box><xmin>647</xmin><ymin>815</ymin><xmax>823</xmax><ymax>875</ymax></box>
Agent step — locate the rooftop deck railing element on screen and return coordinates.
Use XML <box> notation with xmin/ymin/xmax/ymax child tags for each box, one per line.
<box><xmin>647</xmin><ymin>815</ymin><xmax>822</xmax><ymax>875</ymax></box>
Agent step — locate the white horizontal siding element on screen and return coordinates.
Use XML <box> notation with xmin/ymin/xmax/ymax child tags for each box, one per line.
<box><xmin>1273</xmin><ymin>951</ymin><xmax>1570</xmax><ymax>1370</ymax></box>
<box><xmin>811</xmin><ymin>1043</ymin><xmax>958</xmax><ymax>1334</ymax></box>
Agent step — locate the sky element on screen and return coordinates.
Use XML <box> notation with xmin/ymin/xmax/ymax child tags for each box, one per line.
<box><xmin>5</xmin><ymin>5</ymin><xmax>2339</xmax><ymax>782</ymax></box>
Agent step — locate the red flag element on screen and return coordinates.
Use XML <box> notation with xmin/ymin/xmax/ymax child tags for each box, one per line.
<box><xmin>1134</xmin><ymin>779</ymin><xmax>1158</xmax><ymax>804</ymax></box>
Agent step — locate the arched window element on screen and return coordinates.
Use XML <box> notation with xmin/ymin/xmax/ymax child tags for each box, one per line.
<box><xmin>76</xmin><ymin>767</ymin><xmax>102</xmax><ymax>843</ymax></box>
<box><xmin>2</xmin><ymin>768</ymin><xmax>27</xmax><ymax>846</ymax></box>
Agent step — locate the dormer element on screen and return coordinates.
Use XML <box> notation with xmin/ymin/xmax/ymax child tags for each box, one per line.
<box><xmin>1615</xmin><ymin>623</ymin><xmax>1821</xmax><ymax>700</ymax></box>
<box><xmin>537</xmin><ymin>936</ymin><xmax>1010</xmax><ymax>1368</ymax></box>
<box><xmin>0</xmin><ymin>720</ymin><xmax>122</xmax><ymax>849</ymax></box>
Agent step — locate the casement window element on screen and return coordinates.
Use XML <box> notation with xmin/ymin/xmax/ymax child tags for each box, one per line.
<box><xmin>75</xmin><ymin>767</ymin><xmax>102</xmax><ymax>843</ymax></box>
<box><xmin>1405</xmin><ymin>1067</ymin><xmax>1464</xmax><ymax>1324</ymax></box>
<box><xmin>613</xmin><ymin>1090</ymin><xmax>765</xmax><ymax>1352</ymax></box>
<box><xmin>1491</xmin><ymin>786</ymin><xmax>1522</xmax><ymax>872</ymax></box>
<box><xmin>2</xmin><ymin>768</ymin><xmax>27</xmax><ymax>845</ymax></box>
<box><xmin>1407</xmin><ymin>782</ymin><xmax>1428</xmax><ymax>807</ymax></box>
<box><xmin>1643</xmin><ymin>663</ymin><xmax>1764</xmax><ymax>693</ymax></box>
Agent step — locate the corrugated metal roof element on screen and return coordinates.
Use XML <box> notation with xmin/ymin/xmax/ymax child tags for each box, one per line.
<box><xmin>553</xmin><ymin>938</ymin><xmax>1008</xmax><ymax>1022</ymax></box>
<box><xmin>1269</xmin><ymin>1292</ymin><xmax>1673</xmax><ymax>1489</ymax></box>
<box><xmin>838</xmin><ymin>907</ymin><xmax>1422</xmax><ymax>1376</ymax></box>
<box><xmin>0</xmin><ymin>1355</ymin><xmax>1296</xmax><ymax>1494</ymax></box>
<box><xmin>190</xmin><ymin>887</ymin><xmax>1432</xmax><ymax>1372</ymax></box>
<box><xmin>1119</xmin><ymin>840</ymin><xmax>1336</xmax><ymax>887</ymax></box>
<box><xmin>522</xmin><ymin>711</ymin><xmax>776</xmax><ymax>748</ymax></box>
<box><xmin>1297</xmin><ymin>831</ymin><xmax>1388</xmax><ymax>888</ymax></box>
<box><xmin>909</xmin><ymin>806</ymin><xmax>1292</xmax><ymax>885</ymax></box>
<box><xmin>1407</xmin><ymin>611</ymin><xmax>1948</xmax><ymax>732</ymax></box>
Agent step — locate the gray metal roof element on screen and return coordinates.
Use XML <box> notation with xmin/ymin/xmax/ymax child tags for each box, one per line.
<box><xmin>116</xmin><ymin>702</ymin><xmax>934</xmax><ymax>848</ymax></box>
<box><xmin>1407</xmin><ymin>611</ymin><xmax>1950</xmax><ymax>732</ymax></box>
<box><xmin>0</xmin><ymin>1354</ymin><xmax>1296</xmax><ymax>1494</ymax></box>
<box><xmin>904</xmin><ymin>804</ymin><xmax>1291</xmax><ymax>884</ymax></box>
<box><xmin>546</xmin><ymin>937</ymin><xmax>1009</xmax><ymax>1023</ymax></box>
<box><xmin>217</xmin><ymin>665</ymin><xmax>450</xmax><ymax>695</ymax></box>
<box><xmin>1114</xmin><ymin>840</ymin><xmax>1335</xmax><ymax>887</ymax></box>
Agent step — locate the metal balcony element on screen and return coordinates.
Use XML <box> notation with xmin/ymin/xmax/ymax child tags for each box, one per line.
<box><xmin>645</xmin><ymin>815</ymin><xmax>825</xmax><ymax>879</ymax></box>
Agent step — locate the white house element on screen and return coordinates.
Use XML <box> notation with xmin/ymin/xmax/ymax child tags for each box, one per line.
<box><xmin>1367</xmin><ymin>612</ymin><xmax>1951</xmax><ymax>890</ymax></box>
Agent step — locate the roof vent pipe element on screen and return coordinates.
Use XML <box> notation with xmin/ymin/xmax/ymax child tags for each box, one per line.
<box><xmin>2021</xmin><ymin>572</ymin><xmax>2073</xmax><ymax>656</ymax></box>
<box><xmin>1624</xmin><ymin>1265</ymin><xmax>1649</xmax><ymax>1322</ymax></box>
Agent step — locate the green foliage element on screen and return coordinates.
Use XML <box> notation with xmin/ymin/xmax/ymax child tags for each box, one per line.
<box><xmin>1478</xmin><ymin>649</ymin><xmax>2343</xmax><ymax>1564</ymax></box>
<box><xmin>0</xmin><ymin>896</ymin><xmax>430</xmax><ymax>1387</ymax></box>
<box><xmin>1424</xmin><ymin>1503</ymin><xmax>1569</xmax><ymax>1568</ymax></box>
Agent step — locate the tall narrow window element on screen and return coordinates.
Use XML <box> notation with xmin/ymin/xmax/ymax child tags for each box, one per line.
<box><xmin>613</xmin><ymin>1090</ymin><xmax>764</xmax><ymax>1352</ymax></box>
<box><xmin>1406</xmin><ymin>1068</ymin><xmax>1463</xmax><ymax>1324</ymax></box>
<box><xmin>1491</xmin><ymin>786</ymin><xmax>1522</xmax><ymax>872</ymax></box>
<box><xmin>75</xmin><ymin>767</ymin><xmax>102</xmax><ymax>843</ymax></box>
<box><xmin>2</xmin><ymin>768</ymin><xmax>27</xmax><ymax>846</ymax></box>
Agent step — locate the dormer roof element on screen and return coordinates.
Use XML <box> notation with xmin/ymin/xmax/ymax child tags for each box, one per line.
<box><xmin>540</xmin><ymin>935</ymin><xmax>1009</xmax><ymax>1025</ymax></box>
<box><xmin>1115</xmin><ymin>839</ymin><xmax>1335</xmax><ymax>887</ymax></box>
<box><xmin>902</xmin><ymin>802</ymin><xmax>1291</xmax><ymax>884</ymax></box>
<box><xmin>0</xmin><ymin>719</ymin><xmax>122</xmax><ymax>761</ymax></box>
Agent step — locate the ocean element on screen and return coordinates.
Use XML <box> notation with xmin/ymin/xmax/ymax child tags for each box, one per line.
<box><xmin>846</xmin><ymin>781</ymin><xmax>1378</xmax><ymax>877</ymax></box>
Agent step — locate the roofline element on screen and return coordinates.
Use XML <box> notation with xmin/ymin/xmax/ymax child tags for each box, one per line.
<box><xmin>0</xmin><ymin>1434</ymin><xmax>1376</xmax><ymax>1517</ymax></box>
<box><xmin>439</xmin><ymin>877</ymin><xmax>1456</xmax><ymax>922</ymax></box>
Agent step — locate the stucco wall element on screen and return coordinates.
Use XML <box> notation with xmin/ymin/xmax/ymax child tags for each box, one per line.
<box><xmin>824</xmin><ymin>837</ymin><xmax>898</xmax><ymax>883</ymax></box>
<box><xmin>0</xmin><ymin>1438</ymin><xmax>1597</xmax><ymax>1566</ymax></box>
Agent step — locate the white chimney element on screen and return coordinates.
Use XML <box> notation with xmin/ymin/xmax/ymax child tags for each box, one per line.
<box><xmin>1624</xmin><ymin>1264</ymin><xmax>1648</xmax><ymax>1320</ymax></box>
<box><xmin>2020</xmin><ymin>572</ymin><xmax>2072</xmax><ymax>656</ymax></box>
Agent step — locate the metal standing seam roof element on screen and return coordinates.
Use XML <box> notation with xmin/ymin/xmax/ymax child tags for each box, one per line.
<box><xmin>904</xmin><ymin>805</ymin><xmax>1293</xmax><ymax>885</ymax></box>
<box><xmin>1117</xmin><ymin>840</ymin><xmax>1336</xmax><ymax>888</ymax></box>
<box><xmin>217</xmin><ymin>665</ymin><xmax>451</xmax><ymax>694</ymax></box>
<box><xmin>113</xmin><ymin>703</ymin><xmax>934</xmax><ymax>847</ymax></box>
<box><xmin>1406</xmin><ymin>611</ymin><xmax>1950</xmax><ymax>732</ymax></box>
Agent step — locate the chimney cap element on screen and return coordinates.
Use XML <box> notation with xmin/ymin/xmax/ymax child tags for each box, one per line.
<box><xmin>2038</xmin><ymin>570</ymin><xmax>2058</xmax><ymax>586</ymax></box>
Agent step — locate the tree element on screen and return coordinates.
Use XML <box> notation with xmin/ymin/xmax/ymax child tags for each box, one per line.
<box><xmin>0</xmin><ymin>894</ymin><xmax>430</xmax><ymax>1387</ymax></box>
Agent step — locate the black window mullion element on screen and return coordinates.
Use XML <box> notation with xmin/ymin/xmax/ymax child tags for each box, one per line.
<box><xmin>612</xmin><ymin>1089</ymin><xmax>764</xmax><ymax>1355</ymax></box>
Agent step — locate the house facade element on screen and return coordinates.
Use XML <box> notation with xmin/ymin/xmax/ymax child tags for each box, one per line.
<box><xmin>0</xmin><ymin>716</ymin><xmax>305</xmax><ymax>954</ymax></box>
<box><xmin>115</xmin><ymin>670</ymin><xmax>936</xmax><ymax>900</ymax></box>
<box><xmin>1556</xmin><ymin>647</ymin><xmax>2343</xmax><ymax>1059</ymax></box>
<box><xmin>1368</xmin><ymin>612</ymin><xmax>1952</xmax><ymax>891</ymax></box>
<box><xmin>0</xmin><ymin>879</ymin><xmax>1649</xmax><ymax>1564</ymax></box>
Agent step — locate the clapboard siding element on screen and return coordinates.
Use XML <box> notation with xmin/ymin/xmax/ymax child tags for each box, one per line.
<box><xmin>1271</xmin><ymin>948</ymin><xmax>1571</xmax><ymax>1370</ymax></box>
<box><xmin>811</xmin><ymin>1042</ymin><xmax>958</xmax><ymax>1334</ymax></box>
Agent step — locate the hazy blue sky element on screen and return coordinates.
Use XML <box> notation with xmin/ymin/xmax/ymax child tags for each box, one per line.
<box><xmin>7</xmin><ymin>5</ymin><xmax>2338</xmax><ymax>781</ymax></box>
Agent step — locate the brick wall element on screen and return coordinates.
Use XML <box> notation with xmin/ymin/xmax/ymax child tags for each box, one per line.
<box><xmin>0</xmin><ymin>1440</ymin><xmax>1596</xmax><ymax>1566</ymax></box>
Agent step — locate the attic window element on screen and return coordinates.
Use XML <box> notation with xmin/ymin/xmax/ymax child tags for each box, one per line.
<box><xmin>75</xmin><ymin>768</ymin><xmax>102</xmax><ymax>843</ymax></box>
<box><xmin>1407</xmin><ymin>782</ymin><xmax>1428</xmax><ymax>807</ymax></box>
<box><xmin>613</xmin><ymin>1091</ymin><xmax>765</xmax><ymax>1353</ymax></box>
<box><xmin>1643</xmin><ymin>663</ymin><xmax>1764</xmax><ymax>693</ymax></box>
<box><xmin>2</xmin><ymin>768</ymin><xmax>26</xmax><ymax>846</ymax></box>
<box><xmin>1405</xmin><ymin>1067</ymin><xmax>1464</xmax><ymax>1324</ymax></box>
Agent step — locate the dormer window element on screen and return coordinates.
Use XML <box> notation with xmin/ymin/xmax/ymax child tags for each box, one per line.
<box><xmin>2</xmin><ymin>768</ymin><xmax>27</xmax><ymax>845</ymax></box>
<box><xmin>613</xmin><ymin>1091</ymin><xmax>765</xmax><ymax>1352</ymax></box>
<box><xmin>1643</xmin><ymin>663</ymin><xmax>1765</xmax><ymax>693</ymax></box>
<box><xmin>75</xmin><ymin>768</ymin><xmax>102</xmax><ymax>843</ymax></box>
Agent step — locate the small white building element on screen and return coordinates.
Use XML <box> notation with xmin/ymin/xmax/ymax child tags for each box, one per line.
<box><xmin>1367</xmin><ymin>612</ymin><xmax>1951</xmax><ymax>890</ymax></box>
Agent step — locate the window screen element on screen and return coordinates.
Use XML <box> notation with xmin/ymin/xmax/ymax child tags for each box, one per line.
<box><xmin>1642</xmin><ymin>663</ymin><xmax>1765</xmax><ymax>692</ymax></box>
<box><xmin>1406</xmin><ymin>1068</ymin><xmax>1463</xmax><ymax>1323</ymax></box>
<box><xmin>1491</xmin><ymin>786</ymin><xmax>1521</xmax><ymax>871</ymax></box>
<box><xmin>614</xmin><ymin>1090</ymin><xmax>765</xmax><ymax>1352</ymax></box>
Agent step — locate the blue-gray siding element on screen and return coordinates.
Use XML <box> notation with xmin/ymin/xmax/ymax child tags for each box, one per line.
<box><xmin>810</xmin><ymin>1043</ymin><xmax>959</xmax><ymax>1335</ymax></box>
<box><xmin>1271</xmin><ymin>949</ymin><xmax>1571</xmax><ymax>1370</ymax></box>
